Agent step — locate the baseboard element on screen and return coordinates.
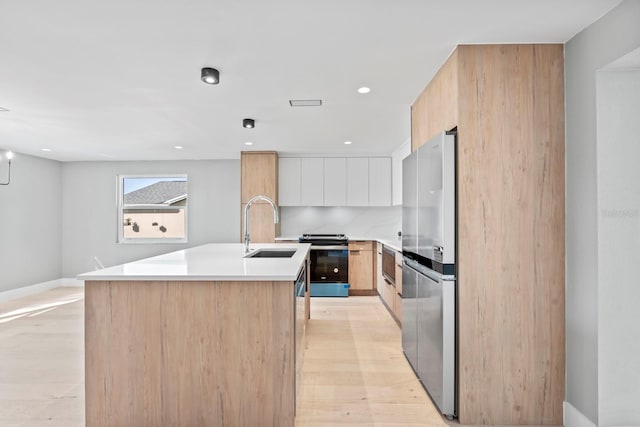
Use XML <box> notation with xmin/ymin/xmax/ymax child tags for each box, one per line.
<box><xmin>0</xmin><ymin>277</ymin><xmax>84</xmax><ymax>303</ymax></box>
<box><xmin>564</xmin><ymin>401</ymin><xmax>597</xmax><ymax>427</ymax></box>
<box><xmin>60</xmin><ymin>277</ymin><xmax>85</xmax><ymax>287</ymax></box>
<box><xmin>349</xmin><ymin>289</ymin><xmax>378</xmax><ymax>296</ymax></box>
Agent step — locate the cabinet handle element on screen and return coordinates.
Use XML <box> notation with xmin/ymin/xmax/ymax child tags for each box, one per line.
<box><xmin>351</xmin><ymin>250</ymin><xmax>361</xmax><ymax>254</ymax></box>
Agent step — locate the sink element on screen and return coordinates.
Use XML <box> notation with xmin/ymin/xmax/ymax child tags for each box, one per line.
<box><xmin>245</xmin><ymin>248</ymin><xmax>297</xmax><ymax>258</ymax></box>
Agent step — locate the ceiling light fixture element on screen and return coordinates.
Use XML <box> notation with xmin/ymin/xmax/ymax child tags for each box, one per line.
<box><xmin>1</xmin><ymin>151</ymin><xmax>14</xmax><ymax>186</ymax></box>
<box><xmin>357</xmin><ymin>87</ymin><xmax>371</xmax><ymax>94</ymax></box>
<box><xmin>201</xmin><ymin>67</ymin><xmax>220</xmax><ymax>85</ymax></box>
<box><xmin>289</xmin><ymin>99</ymin><xmax>322</xmax><ymax>107</ymax></box>
<box><xmin>243</xmin><ymin>118</ymin><xmax>255</xmax><ymax>129</ymax></box>
<box><xmin>344</xmin><ymin>141</ymin><xmax>352</xmax><ymax>145</ymax></box>
<box><xmin>41</xmin><ymin>148</ymin><xmax>52</xmax><ymax>152</ymax></box>
<box><xmin>245</xmin><ymin>142</ymin><xmax>253</xmax><ymax>146</ymax></box>
<box><xmin>174</xmin><ymin>145</ymin><xmax>183</xmax><ymax>150</ymax></box>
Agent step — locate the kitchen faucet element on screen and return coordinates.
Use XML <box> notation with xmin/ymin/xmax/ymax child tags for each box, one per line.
<box><xmin>244</xmin><ymin>195</ymin><xmax>279</xmax><ymax>253</ymax></box>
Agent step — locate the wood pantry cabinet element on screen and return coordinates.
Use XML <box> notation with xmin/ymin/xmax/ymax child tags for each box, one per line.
<box><xmin>241</xmin><ymin>151</ymin><xmax>280</xmax><ymax>243</ymax></box>
<box><xmin>348</xmin><ymin>241</ymin><xmax>375</xmax><ymax>295</ymax></box>
<box><xmin>411</xmin><ymin>44</ymin><xmax>565</xmax><ymax>425</ymax></box>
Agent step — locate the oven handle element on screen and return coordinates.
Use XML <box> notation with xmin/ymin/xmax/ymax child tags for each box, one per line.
<box><xmin>309</xmin><ymin>245</ymin><xmax>349</xmax><ymax>250</ymax></box>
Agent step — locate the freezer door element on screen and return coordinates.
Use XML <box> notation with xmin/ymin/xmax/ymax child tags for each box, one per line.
<box><xmin>416</xmin><ymin>270</ymin><xmax>455</xmax><ymax>416</ymax></box>
<box><xmin>401</xmin><ymin>260</ymin><xmax>418</xmax><ymax>372</ymax></box>
<box><xmin>402</xmin><ymin>151</ymin><xmax>418</xmax><ymax>254</ymax></box>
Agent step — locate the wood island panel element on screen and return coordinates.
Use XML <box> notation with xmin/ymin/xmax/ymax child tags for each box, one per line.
<box><xmin>85</xmin><ymin>280</ymin><xmax>295</xmax><ymax>427</ymax></box>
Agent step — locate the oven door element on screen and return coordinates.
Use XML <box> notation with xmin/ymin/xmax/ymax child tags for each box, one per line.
<box><xmin>309</xmin><ymin>245</ymin><xmax>348</xmax><ymax>283</ymax></box>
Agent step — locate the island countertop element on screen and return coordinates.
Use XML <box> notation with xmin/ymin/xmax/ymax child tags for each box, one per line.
<box><xmin>78</xmin><ymin>243</ymin><xmax>311</xmax><ymax>282</ymax></box>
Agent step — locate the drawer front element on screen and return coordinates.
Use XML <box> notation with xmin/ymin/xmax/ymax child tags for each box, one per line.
<box><xmin>349</xmin><ymin>240</ymin><xmax>373</xmax><ymax>251</ymax></box>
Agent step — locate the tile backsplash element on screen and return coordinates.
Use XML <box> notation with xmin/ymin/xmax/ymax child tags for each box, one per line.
<box><xmin>280</xmin><ymin>206</ymin><xmax>401</xmax><ymax>241</ymax></box>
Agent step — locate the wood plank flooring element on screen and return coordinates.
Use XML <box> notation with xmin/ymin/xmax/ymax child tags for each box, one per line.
<box><xmin>0</xmin><ymin>287</ymin><xmax>85</xmax><ymax>427</ymax></box>
<box><xmin>296</xmin><ymin>296</ymin><xmax>448</xmax><ymax>427</ymax></box>
<box><xmin>0</xmin><ymin>288</ymin><xmax>447</xmax><ymax>426</ymax></box>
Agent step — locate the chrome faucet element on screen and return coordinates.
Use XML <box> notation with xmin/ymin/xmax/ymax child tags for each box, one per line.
<box><xmin>244</xmin><ymin>195</ymin><xmax>279</xmax><ymax>253</ymax></box>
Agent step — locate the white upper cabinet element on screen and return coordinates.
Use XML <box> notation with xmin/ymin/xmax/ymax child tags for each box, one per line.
<box><xmin>392</xmin><ymin>139</ymin><xmax>411</xmax><ymax>206</ymax></box>
<box><xmin>323</xmin><ymin>158</ymin><xmax>347</xmax><ymax>206</ymax></box>
<box><xmin>278</xmin><ymin>156</ymin><xmax>391</xmax><ymax>207</ymax></box>
<box><xmin>368</xmin><ymin>157</ymin><xmax>392</xmax><ymax>206</ymax></box>
<box><xmin>300</xmin><ymin>158</ymin><xmax>324</xmax><ymax>206</ymax></box>
<box><xmin>347</xmin><ymin>158</ymin><xmax>369</xmax><ymax>206</ymax></box>
<box><xmin>278</xmin><ymin>157</ymin><xmax>301</xmax><ymax>206</ymax></box>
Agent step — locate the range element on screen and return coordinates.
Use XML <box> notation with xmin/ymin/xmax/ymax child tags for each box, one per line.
<box><xmin>298</xmin><ymin>234</ymin><xmax>349</xmax><ymax>297</ymax></box>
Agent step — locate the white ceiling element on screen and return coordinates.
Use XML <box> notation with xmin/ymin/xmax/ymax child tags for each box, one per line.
<box><xmin>0</xmin><ymin>0</ymin><xmax>621</xmax><ymax>162</ymax></box>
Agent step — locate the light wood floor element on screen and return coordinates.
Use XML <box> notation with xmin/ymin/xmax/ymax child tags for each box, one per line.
<box><xmin>0</xmin><ymin>288</ymin><xmax>446</xmax><ymax>426</ymax></box>
<box><xmin>297</xmin><ymin>297</ymin><xmax>448</xmax><ymax>427</ymax></box>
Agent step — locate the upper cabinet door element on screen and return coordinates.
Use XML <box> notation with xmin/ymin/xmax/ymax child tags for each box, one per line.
<box><xmin>347</xmin><ymin>158</ymin><xmax>369</xmax><ymax>206</ymax></box>
<box><xmin>300</xmin><ymin>158</ymin><xmax>324</xmax><ymax>206</ymax></box>
<box><xmin>279</xmin><ymin>158</ymin><xmax>301</xmax><ymax>206</ymax></box>
<box><xmin>323</xmin><ymin>158</ymin><xmax>347</xmax><ymax>206</ymax></box>
<box><xmin>241</xmin><ymin>152</ymin><xmax>278</xmax><ymax>203</ymax></box>
<box><xmin>369</xmin><ymin>157</ymin><xmax>392</xmax><ymax>206</ymax></box>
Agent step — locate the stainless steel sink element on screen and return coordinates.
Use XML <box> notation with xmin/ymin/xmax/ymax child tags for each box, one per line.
<box><xmin>245</xmin><ymin>248</ymin><xmax>297</xmax><ymax>258</ymax></box>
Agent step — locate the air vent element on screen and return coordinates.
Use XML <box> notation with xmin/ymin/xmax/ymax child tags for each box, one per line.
<box><xmin>289</xmin><ymin>99</ymin><xmax>322</xmax><ymax>107</ymax></box>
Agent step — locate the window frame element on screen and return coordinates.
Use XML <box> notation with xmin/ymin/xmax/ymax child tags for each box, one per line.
<box><xmin>116</xmin><ymin>174</ymin><xmax>188</xmax><ymax>244</ymax></box>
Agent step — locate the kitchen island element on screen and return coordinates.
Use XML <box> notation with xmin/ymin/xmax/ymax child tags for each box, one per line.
<box><xmin>78</xmin><ymin>243</ymin><xmax>311</xmax><ymax>427</ymax></box>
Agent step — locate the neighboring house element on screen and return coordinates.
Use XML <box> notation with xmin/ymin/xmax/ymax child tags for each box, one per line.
<box><xmin>123</xmin><ymin>181</ymin><xmax>187</xmax><ymax>239</ymax></box>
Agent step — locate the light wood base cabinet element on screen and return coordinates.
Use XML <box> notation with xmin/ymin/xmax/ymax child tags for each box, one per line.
<box><xmin>348</xmin><ymin>241</ymin><xmax>375</xmax><ymax>295</ymax></box>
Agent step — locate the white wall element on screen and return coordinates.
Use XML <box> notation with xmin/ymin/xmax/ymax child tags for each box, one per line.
<box><xmin>0</xmin><ymin>152</ymin><xmax>62</xmax><ymax>292</ymax></box>
<box><xmin>565</xmin><ymin>1</ymin><xmax>640</xmax><ymax>424</ymax></box>
<box><xmin>280</xmin><ymin>206</ymin><xmax>401</xmax><ymax>241</ymax></box>
<box><xmin>596</xmin><ymin>69</ymin><xmax>640</xmax><ymax>426</ymax></box>
<box><xmin>61</xmin><ymin>160</ymin><xmax>240</xmax><ymax>277</ymax></box>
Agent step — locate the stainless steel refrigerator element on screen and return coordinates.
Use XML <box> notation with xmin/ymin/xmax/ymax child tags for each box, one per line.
<box><xmin>402</xmin><ymin>131</ymin><xmax>456</xmax><ymax>418</ymax></box>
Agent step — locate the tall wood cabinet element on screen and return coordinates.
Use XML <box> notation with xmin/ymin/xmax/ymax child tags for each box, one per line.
<box><xmin>240</xmin><ymin>151</ymin><xmax>279</xmax><ymax>243</ymax></box>
<box><xmin>412</xmin><ymin>45</ymin><xmax>565</xmax><ymax>425</ymax></box>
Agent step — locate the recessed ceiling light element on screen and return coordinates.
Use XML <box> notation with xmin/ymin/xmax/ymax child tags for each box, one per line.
<box><xmin>243</xmin><ymin>118</ymin><xmax>255</xmax><ymax>129</ymax></box>
<box><xmin>41</xmin><ymin>148</ymin><xmax>52</xmax><ymax>152</ymax></box>
<box><xmin>201</xmin><ymin>67</ymin><xmax>220</xmax><ymax>85</ymax></box>
<box><xmin>0</xmin><ymin>107</ymin><xmax>9</xmax><ymax>112</ymax></box>
<box><xmin>245</xmin><ymin>142</ymin><xmax>253</xmax><ymax>146</ymax></box>
<box><xmin>357</xmin><ymin>87</ymin><xmax>370</xmax><ymax>94</ymax></box>
<box><xmin>344</xmin><ymin>141</ymin><xmax>352</xmax><ymax>145</ymax></box>
<box><xmin>289</xmin><ymin>99</ymin><xmax>322</xmax><ymax>107</ymax></box>
<box><xmin>174</xmin><ymin>145</ymin><xmax>183</xmax><ymax>150</ymax></box>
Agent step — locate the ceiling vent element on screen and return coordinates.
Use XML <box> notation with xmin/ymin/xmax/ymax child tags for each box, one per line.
<box><xmin>289</xmin><ymin>99</ymin><xmax>322</xmax><ymax>107</ymax></box>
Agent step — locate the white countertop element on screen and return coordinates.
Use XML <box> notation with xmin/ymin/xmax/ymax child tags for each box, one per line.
<box><xmin>78</xmin><ymin>243</ymin><xmax>311</xmax><ymax>282</ymax></box>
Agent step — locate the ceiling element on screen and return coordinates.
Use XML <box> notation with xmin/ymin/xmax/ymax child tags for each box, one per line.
<box><xmin>0</xmin><ymin>0</ymin><xmax>621</xmax><ymax>162</ymax></box>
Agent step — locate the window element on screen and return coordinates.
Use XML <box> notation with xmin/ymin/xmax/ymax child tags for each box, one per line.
<box><xmin>117</xmin><ymin>175</ymin><xmax>188</xmax><ymax>243</ymax></box>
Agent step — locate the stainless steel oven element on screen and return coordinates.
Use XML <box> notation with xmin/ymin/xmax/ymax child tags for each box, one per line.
<box><xmin>382</xmin><ymin>245</ymin><xmax>396</xmax><ymax>284</ymax></box>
